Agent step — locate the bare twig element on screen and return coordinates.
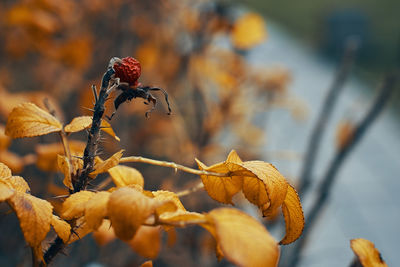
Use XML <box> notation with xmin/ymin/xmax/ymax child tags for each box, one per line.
<box><xmin>284</xmin><ymin>73</ymin><xmax>397</xmax><ymax>267</ymax></box>
<box><xmin>120</xmin><ymin>156</ymin><xmax>228</xmax><ymax>177</ymax></box>
<box><xmin>298</xmin><ymin>39</ymin><xmax>358</xmax><ymax>197</ymax></box>
<box><xmin>176</xmin><ymin>182</ymin><xmax>205</xmax><ymax>197</ymax></box>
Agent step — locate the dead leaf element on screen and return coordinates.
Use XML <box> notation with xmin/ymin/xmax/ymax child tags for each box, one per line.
<box><xmin>205</xmin><ymin>208</ymin><xmax>279</xmax><ymax>267</ymax></box>
<box><xmin>57</xmin><ymin>155</ymin><xmax>72</xmax><ymax>190</ymax></box>
<box><xmin>51</xmin><ymin>215</ymin><xmax>71</xmax><ymax>243</ymax></box>
<box><xmin>90</xmin><ymin>150</ymin><xmax>124</xmax><ymax>176</ymax></box>
<box><xmin>85</xmin><ymin>191</ymin><xmax>111</xmax><ymax>230</ymax></box>
<box><xmin>61</xmin><ymin>191</ymin><xmax>96</xmax><ymax>220</ymax></box>
<box><xmin>8</xmin><ymin>192</ymin><xmax>53</xmax><ymax>259</ymax></box>
<box><xmin>67</xmin><ymin>217</ymin><xmax>93</xmax><ymax>244</ymax></box>
<box><xmin>279</xmin><ymin>184</ymin><xmax>304</xmax><ymax>245</ymax></box>
<box><xmin>128</xmin><ymin>226</ymin><xmax>161</xmax><ymax>259</ymax></box>
<box><xmin>5</xmin><ymin>103</ymin><xmax>62</xmax><ymax>138</ymax></box>
<box><xmin>232</xmin><ymin>13</ymin><xmax>267</xmax><ymax>50</ymax></box>
<box><xmin>108</xmin><ymin>165</ymin><xmax>144</xmax><ymax>187</ymax></box>
<box><xmin>350</xmin><ymin>238</ymin><xmax>388</xmax><ymax>267</ymax></box>
<box><xmin>336</xmin><ymin>120</ymin><xmax>355</xmax><ymax>150</ymax></box>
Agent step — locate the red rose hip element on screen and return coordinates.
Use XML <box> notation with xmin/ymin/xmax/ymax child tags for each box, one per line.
<box><xmin>113</xmin><ymin>57</ymin><xmax>141</xmax><ymax>86</ymax></box>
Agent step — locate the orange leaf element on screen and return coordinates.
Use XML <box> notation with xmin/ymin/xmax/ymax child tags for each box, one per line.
<box><xmin>90</xmin><ymin>150</ymin><xmax>124</xmax><ymax>176</ymax></box>
<box><xmin>205</xmin><ymin>208</ymin><xmax>279</xmax><ymax>267</ymax></box>
<box><xmin>140</xmin><ymin>261</ymin><xmax>153</xmax><ymax>267</ymax></box>
<box><xmin>8</xmin><ymin>192</ymin><xmax>53</xmax><ymax>257</ymax></box>
<box><xmin>5</xmin><ymin>103</ymin><xmax>62</xmax><ymax>138</ymax></box>
<box><xmin>195</xmin><ymin>150</ymin><xmax>244</xmax><ymax>204</ymax></box>
<box><xmin>350</xmin><ymin>238</ymin><xmax>388</xmax><ymax>267</ymax></box>
<box><xmin>61</xmin><ymin>191</ymin><xmax>96</xmax><ymax>220</ymax></box>
<box><xmin>108</xmin><ymin>165</ymin><xmax>144</xmax><ymax>187</ymax></box>
<box><xmin>0</xmin><ymin>150</ymin><xmax>24</xmax><ymax>173</ymax></box>
<box><xmin>232</xmin><ymin>13</ymin><xmax>267</xmax><ymax>50</ymax></box>
<box><xmin>64</xmin><ymin>116</ymin><xmax>120</xmax><ymax>141</ymax></box>
<box><xmin>57</xmin><ymin>155</ymin><xmax>72</xmax><ymax>190</ymax></box>
<box><xmin>50</xmin><ymin>215</ymin><xmax>71</xmax><ymax>243</ymax></box>
<box><xmin>128</xmin><ymin>226</ymin><xmax>162</xmax><ymax>259</ymax></box>
<box><xmin>85</xmin><ymin>191</ymin><xmax>111</xmax><ymax>230</ymax></box>
<box><xmin>279</xmin><ymin>184</ymin><xmax>304</xmax><ymax>245</ymax></box>
<box><xmin>241</xmin><ymin>161</ymin><xmax>288</xmax><ymax>218</ymax></box>
<box><xmin>336</xmin><ymin>120</ymin><xmax>355</xmax><ymax>150</ymax></box>
<box><xmin>0</xmin><ymin>124</ymin><xmax>11</xmax><ymax>150</ymax></box>
<box><xmin>107</xmin><ymin>187</ymin><xmax>164</xmax><ymax>240</ymax></box>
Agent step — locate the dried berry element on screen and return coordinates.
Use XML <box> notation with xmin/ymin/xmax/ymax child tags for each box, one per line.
<box><xmin>113</xmin><ymin>57</ymin><xmax>141</xmax><ymax>86</ymax></box>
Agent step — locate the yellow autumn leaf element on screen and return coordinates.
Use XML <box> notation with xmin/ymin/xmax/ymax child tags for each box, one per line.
<box><xmin>64</xmin><ymin>116</ymin><xmax>92</xmax><ymax>133</ymax></box>
<box><xmin>8</xmin><ymin>192</ymin><xmax>53</xmax><ymax>258</ymax></box>
<box><xmin>50</xmin><ymin>215</ymin><xmax>71</xmax><ymax>243</ymax></box>
<box><xmin>232</xmin><ymin>13</ymin><xmax>267</xmax><ymax>50</ymax></box>
<box><xmin>93</xmin><ymin>219</ymin><xmax>116</xmax><ymax>246</ymax></box>
<box><xmin>128</xmin><ymin>226</ymin><xmax>162</xmax><ymax>259</ymax></box>
<box><xmin>279</xmin><ymin>184</ymin><xmax>304</xmax><ymax>245</ymax></box>
<box><xmin>195</xmin><ymin>150</ymin><xmax>244</xmax><ymax>204</ymax></box>
<box><xmin>36</xmin><ymin>140</ymin><xmax>86</xmax><ymax>172</ymax></box>
<box><xmin>57</xmin><ymin>155</ymin><xmax>72</xmax><ymax>190</ymax></box>
<box><xmin>205</xmin><ymin>208</ymin><xmax>279</xmax><ymax>267</ymax></box>
<box><xmin>241</xmin><ymin>161</ymin><xmax>288</xmax><ymax>218</ymax></box>
<box><xmin>90</xmin><ymin>150</ymin><xmax>124</xmax><ymax>176</ymax></box>
<box><xmin>61</xmin><ymin>190</ymin><xmax>96</xmax><ymax>220</ymax></box>
<box><xmin>0</xmin><ymin>162</ymin><xmax>12</xmax><ymax>179</ymax></box>
<box><xmin>3</xmin><ymin>175</ymin><xmax>30</xmax><ymax>194</ymax></box>
<box><xmin>0</xmin><ymin>180</ymin><xmax>14</xmax><ymax>201</ymax></box>
<box><xmin>101</xmin><ymin>120</ymin><xmax>120</xmax><ymax>141</ymax></box>
<box><xmin>85</xmin><ymin>191</ymin><xmax>111</xmax><ymax>230</ymax></box>
<box><xmin>152</xmin><ymin>190</ymin><xmax>185</xmax><ymax>216</ymax></box>
<box><xmin>107</xmin><ymin>187</ymin><xmax>166</xmax><ymax>241</ymax></box>
<box><xmin>350</xmin><ymin>238</ymin><xmax>388</xmax><ymax>267</ymax></box>
<box><xmin>64</xmin><ymin>116</ymin><xmax>120</xmax><ymax>141</ymax></box>
<box><xmin>108</xmin><ymin>165</ymin><xmax>144</xmax><ymax>187</ymax></box>
<box><xmin>5</xmin><ymin>102</ymin><xmax>62</xmax><ymax>138</ymax></box>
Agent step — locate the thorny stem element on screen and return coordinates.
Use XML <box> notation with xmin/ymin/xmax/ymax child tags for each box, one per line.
<box><xmin>120</xmin><ymin>156</ymin><xmax>228</xmax><ymax>177</ymax></box>
<box><xmin>72</xmin><ymin>67</ymin><xmax>115</xmax><ymax>192</ymax></box>
<box><xmin>284</xmin><ymin>73</ymin><xmax>398</xmax><ymax>267</ymax></box>
<box><xmin>42</xmin><ymin>65</ymin><xmax>116</xmax><ymax>266</ymax></box>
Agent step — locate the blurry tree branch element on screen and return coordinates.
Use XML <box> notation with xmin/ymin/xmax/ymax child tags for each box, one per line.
<box><xmin>283</xmin><ymin>72</ymin><xmax>398</xmax><ymax>267</ymax></box>
<box><xmin>298</xmin><ymin>39</ymin><xmax>358</xmax><ymax>197</ymax></box>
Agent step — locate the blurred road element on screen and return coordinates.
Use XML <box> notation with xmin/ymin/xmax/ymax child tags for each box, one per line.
<box><xmin>248</xmin><ymin>22</ymin><xmax>400</xmax><ymax>266</ymax></box>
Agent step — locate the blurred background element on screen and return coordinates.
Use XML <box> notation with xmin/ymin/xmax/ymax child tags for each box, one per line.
<box><xmin>0</xmin><ymin>0</ymin><xmax>399</xmax><ymax>266</ymax></box>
